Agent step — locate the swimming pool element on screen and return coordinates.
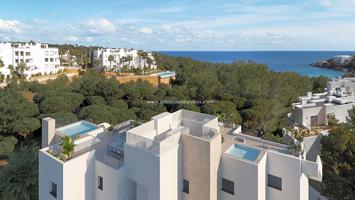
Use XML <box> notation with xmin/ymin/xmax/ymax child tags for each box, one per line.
<box><xmin>57</xmin><ymin>121</ymin><xmax>99</xmax><ymax>137</ymax></box>
<box><xmin>225</xmin><ymin>143</ymin><xmax>261</xmax><ymax>162</ymax></box>
<box><xmin>157</xmin><ymin>71</ymin><xmax>176</xmax><ymax>78</ymax></box>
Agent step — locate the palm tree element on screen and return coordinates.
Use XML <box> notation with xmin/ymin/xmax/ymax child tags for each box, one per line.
<box><xmin>108</xmin><ymin>55</ymin><xmax>115</xmax><ymax>70</ymax></box>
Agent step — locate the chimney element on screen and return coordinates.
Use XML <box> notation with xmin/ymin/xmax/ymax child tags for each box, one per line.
<box><xmin>42</xmin><ymin>117</ymin><xmax>56</xmax><ymax>148</ymax></box>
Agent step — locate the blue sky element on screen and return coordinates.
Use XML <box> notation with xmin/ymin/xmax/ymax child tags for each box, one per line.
<box><xmin>0</xmin><ymin>0</ymin><xmax>355</xmax><ymax>50</ymax></box>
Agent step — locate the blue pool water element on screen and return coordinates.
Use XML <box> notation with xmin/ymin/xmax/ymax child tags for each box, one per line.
<box><xmin>159</xmin><ymin>51</ymin><xmax>355</xmax><ymax>78</ymax></box>
<box><xmin>57</xmin><ymin>121</ymin><xmax>98</xmax><ymax>137</ymax></box>
<box><xmin>226</xmin><ymin>144</ymin><xmax>261</xmax><ymax>162</ymax></box>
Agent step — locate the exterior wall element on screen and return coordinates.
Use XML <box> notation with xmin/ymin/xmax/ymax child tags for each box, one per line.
<box><xmin>39</xmin><ymin>150</ymin><xmax>64</xmax><ymax>200</ymax></box>
<box><xmin>159</xmin><ymin>145</ymin><xmax>180</xmax><ymax>200</ymax></box>
<box><xmin>298</xmin><ymin>106</ymin><xmax>326</xmax><ymax>127</ymax></box>
<box><xmin>266</xmin><ymin>151</ymin><xmax>303</xmax><ymax>200</ymax></box>
<box><xmin>182</xmin><ymin>133</ymin><xmax>221</xmax><ymax>200</ymax></box>
<box><xmin>124</xmin><ymin>144</ymin><xmax>160</xmax><ymax>200</ymax></box>
<box><xmin>0</xmin><ymin>43</ymin><xmax>60</xmax><ymax>78</ymax></box>
<box><xmin>62</xmin><ymin>150</ymin><xmax>96</xmax><ymax>200</ymax></box>
<box><xmin>95</xmin><ymin>161</ymin><xmax>136</xmax><ymax>200</ymax></box>
<box><xmin>325</xmin><ymin>103</ymin><xmax>355</xmax><ymax>123</ymax></box>
<box><xmin>116</xmin><ymin>75</ymin><xmax>160</xmax><ymax>86</ymax></box>
<box><xmin>220</xmin><ymin>154</ymin><xmax>260</xmax><ymax>200</ymax></box>
<box><xmin>42</xmin><ymin>117</ymin><xmax>56</xmax><ymax>148</ymax></box>
<box><xmin>92</xmin><ymin>48</ymin><xmax>157</xmax><ymax>70</ymax></box>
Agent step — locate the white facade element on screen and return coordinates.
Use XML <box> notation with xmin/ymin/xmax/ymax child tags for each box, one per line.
<box><xmin>0</xmin><ymin>42</ymin><xmax>60</xmax><ymax>79</ymax></box>
<box><xmin>292</xmin><ymin>77</ymin><xmax>355</xmax><ymax>128</ymax></box>
<box><xmin>333</xmin><ymin>55</ymin><xmax>352</xmax><ymax>65</ymax></box>
<box><xmin>92</xmin><ymin>48</ymin><xmax>157</xmax><ymax>71</ymax></box>
<box><xmin>39</xmin><ymin>110</ymin><xmax>323</xmax><ymax>200</ymax></box>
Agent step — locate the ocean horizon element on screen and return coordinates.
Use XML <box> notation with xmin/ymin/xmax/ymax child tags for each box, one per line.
<box><xmin>159</xmin><ymin>51</ymin><xmax>355</xmax><ymax>78</ymax></box>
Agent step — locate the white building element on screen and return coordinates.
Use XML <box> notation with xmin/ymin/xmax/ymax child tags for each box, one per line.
<box><xmin>0</xmin><ymin>42</ymin><xmax>60</xmax><ymax>78</ymax></box>
<box><xmin>292</xmin><ymin>77</ymin><xmax>355</xmax><ymax>128</ymax></box>
<box><xmin>333</xmin><ymin>55</ymin><xmax>352</xmax><ymax>65</ymax></box>
<box><xmin>39</xmin><ymin>110</ymin><xmax>322</xmax><ymax>200</ymax></box>
<box><xmin>92</xmin><ymin>48</ymin><xmax>157</xmax><ymax>71</ymax></box>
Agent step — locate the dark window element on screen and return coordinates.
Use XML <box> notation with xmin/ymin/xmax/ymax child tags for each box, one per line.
<box><xmin>20</xmin><ymin>51</ymin><xmax>24</xmax><ymax>56</ymax></box>
<box><xmin>50</xmin><ymin>58</ymin><xmax>54</xmax><ymax>62</ymax></box>
<box><xmin>98</xmin><ymin>176</ymin><xmax>103</xmax><ymax>190</ymax></box>
<box><xmin>268</xmin><ymin>174</ymin><xmax>282</xmax><ymax>191</ymax></box>
<box><xmin>45</xmin><ymin>58</ymin><xmax>49</xmax><ymax>62</ymax></box>
<box><xmin>50</xmin><ymin>182</ymin><xmax>57</xmax><ymax>198</ymax></box>
<box><xmin>183</xmin><ymin>179</ymin><xmax>189</xmax><ymax>194</ymax></box>
<box><xmin>222</xmin><ymin>178</ymin><xmax>234</xmax><ymax>195</ymax></box>
<box><xmin>15</xmin><ymin>51</ymin><xmax>19</xmax><ymax>56</ymax></box>
<box><xmin>26</xmin><ymin>52</ymin><xmax>31</xmax><ymax>56</ymax></box>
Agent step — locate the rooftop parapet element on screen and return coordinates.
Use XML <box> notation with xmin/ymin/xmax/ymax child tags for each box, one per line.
<box><xmin>126</xmin><ymin>109</ymin><xmax>219</xmax><ymax>155</ymax></box>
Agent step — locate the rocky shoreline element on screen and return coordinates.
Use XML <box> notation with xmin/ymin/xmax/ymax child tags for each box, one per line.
<box><xmin>311</xmin><ymin>55</ymin><xmax>355</xmax><ymax>73</ymax></box>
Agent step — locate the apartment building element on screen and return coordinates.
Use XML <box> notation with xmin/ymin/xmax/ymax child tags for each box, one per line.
<box><xmin>39</xmin><ymin>109</ymin><xmax>322</xmax><ymax>200</ymax></box>
<box><xmin>92</xmin><ymin>48</ymin><xmax>157</xmax><ymax>71</ymax></box>
<box><xmin>0</xmin><ymin>42</ymin><xmax>60</xmax><ymax>78</ymax></box>
<box><xmin>292</xmin><ymin>77</ymin><xmax>355</xmax><ymax>128</ymax></box>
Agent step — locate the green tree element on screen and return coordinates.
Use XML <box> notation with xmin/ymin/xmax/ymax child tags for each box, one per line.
<box><xmin>321</xmin><ymin>125</ymin><xmax>355</xmax><ymax>199</ymax></box>
<box><xmin>0</xmin><ymin>136</ymin><xmax>18</xmax><ymax>158</ymax></box>
<box><xmin>0</xmin><ymin>144</ymin><xmax>39</xmax><ymax>200</ymax></box>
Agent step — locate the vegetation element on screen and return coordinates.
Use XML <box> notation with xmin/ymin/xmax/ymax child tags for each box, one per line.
<box><xmin>0</xmin><ymin>144</ymin><xmax>39</xmax><ymax>200</ymax></box>
<box><xmin>320</xmin><ymin>108</ymin><xmax>355</xmax><ymax>199</ymax></box>
<box><xmin>59</xmin><ymin>136</ymin><xmax>75</xmax><ymax>161</ymax></box>
<box><xmin>0</xmin><ymin>136</ymin><xmax>18</xmax><ymax>158</ymax></box>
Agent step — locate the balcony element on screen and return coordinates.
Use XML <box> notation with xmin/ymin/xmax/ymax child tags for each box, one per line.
<box><xmin>302</xmin><ymin>155</ymin><xmax>322</xmax><ymax>181</ymax></box>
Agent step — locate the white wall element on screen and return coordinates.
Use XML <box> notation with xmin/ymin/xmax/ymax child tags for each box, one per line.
<box><xmin>39</xmin><ymin>150</ymin><xmax>64</xmax><ymax>200</ymax></box>
<box><xmin>220</xmin><ymin>154</ymin><xmax>260</xmax><ymax>200</ymax></box>
<box><xmin>326</xmin><ymin>103</ymin><xmax>355</xmax><ymax>123</ymax></box>
<box><xmin>266</xmin><ymin>151</ymin><xmax>303</xmax><ymax>200</ymax></box>
<box><xmin>95</xmin><ymin>161</ymin><xmax>136</xmax><ymax>200</ymax></box>
<box><xmin>124</xmin><ymin>144</ymin><xmax>160</xmax><ymax>200</ymax></box>
<box><xmin>62</xmin><ymin>150</ymin><xmax>95</xmax><ymax>200</ymax></box>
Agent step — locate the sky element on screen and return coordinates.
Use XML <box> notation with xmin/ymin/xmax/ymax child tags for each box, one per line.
<box><xmin>0</xmin><ymin>0</ymin><xmax>355</xmax><ymax>51</ymax></box>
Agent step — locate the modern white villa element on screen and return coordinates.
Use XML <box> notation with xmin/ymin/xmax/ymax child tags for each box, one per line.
<box><xmin>39</xmin><ymin>109</ymin><xmax>322</xmax><ymax>200</ymax></box>
<box><xmin>92</xmin><ymin>48</ymin><xmax>157</xmax><ymax>71</ymax></box>
<box><xmin>0</xmin><ymin>42</ymin><xmax>60</xmax><ymax>78</ymax></box>
<box><xmin>291</xmin><ymin>77</ymin><xmax>355</xmax><ymax>128</ymax></box>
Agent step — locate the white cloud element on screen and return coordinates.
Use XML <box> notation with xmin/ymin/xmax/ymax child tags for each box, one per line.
<box><xmin>139</xmin><ymin>27</ymin><xmax>153</xmax><ymax>34</ymax></box>
<box><xmin>79</xmin><ymin>18</ymin><xmax>116</xmax><ymax>35</ymax></box>
<box><xmin>0</xmin><ymin>19</ymin><xmax>21</xmax><ymax>33</ymax></box>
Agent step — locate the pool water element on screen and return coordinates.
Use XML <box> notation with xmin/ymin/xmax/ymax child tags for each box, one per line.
<box><xmin>225</xmin><ymin>144</ymin><xmax>261</xmax><ymax>162</ymax></box>
<box><xmin>57</xmin><ymin>121</ymin><xmax>98</xmax><ymax>137</ymax></box>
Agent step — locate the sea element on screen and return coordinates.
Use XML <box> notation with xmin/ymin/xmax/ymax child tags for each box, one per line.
<box><xmin>159</xmin><ymin>51</ymin><xmax>355</xmax><ymax>78</ymax></box>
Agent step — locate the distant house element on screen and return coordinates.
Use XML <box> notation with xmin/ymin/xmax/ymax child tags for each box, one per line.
<box><xmin>92</xmin><ymin>48</ymin><xmax>157</xmax><ymax>71</ymax></box>
<box><xmin>333</xmin><ymin>55</ymin><xmax>352</xmax><ymax>65</ymax></box>
<box><xmin>0</xmin><ymin>42</ymin><xmax>60</xmax><ymax>79</ymax></box>
<box><xmin>39</xmin><ymin>109</ymin><xmax>322</xmax><ymax>200</ymax></box>
<box><xmin>291</xmin><ymin>77</ymin><xmax>355</xmax><ymax>128</ymax></box>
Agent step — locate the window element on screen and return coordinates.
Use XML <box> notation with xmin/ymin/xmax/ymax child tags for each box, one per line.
<box><xmin>26</xmin><ymin>52</ymin><xmax>31</xmax><ymax>56</ymax></box>
<box><xmin>45</xmin><ymin>58</ymin><xmax>49</xmax><ymax>62</ymax></box>
<box><xmin>25</xmin><ymin>59</ymin><xmax>30</xmax><ymax>63</ymax></box>
<box><xmin>15</xmin><ymin>51</ymin><xmax>19</xmax><ymax>56</ymax></box>
<box><xmin>183</xmin><ymin>179</ymin><xmax>189</xmax><ymax>194</ymax></box>
<box><xmin>50</xmin><ymin>58</ymin><xmax>54</xmax><ymax>62</ymax></box>
<box><xmin>50</xmin><ymin>182</ymin><xmax>57</xmax><ymax>198</ymax></box>
<box><xmin>20</xmin><ymin>51</ymin><xmax>24</xmax><ymax>56</ymax></box>
<box><xmin>97</xmin><ymin>176</ymin><xmax>103</xmax><ymax>190</ymax></box>
<box><xmin>268</xmin><ymin>174</ymin><xmax>282</xmax><ymax>191</ymax></box>
<box><xmin>15</xmin><ymin>59</ymin><xmax>19</xmax><ymax>63</ymax></box>
<box><xmin>221</xmin><ymin>178</ymin><xmax>234</xmax><ymax>195</ymax></box>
